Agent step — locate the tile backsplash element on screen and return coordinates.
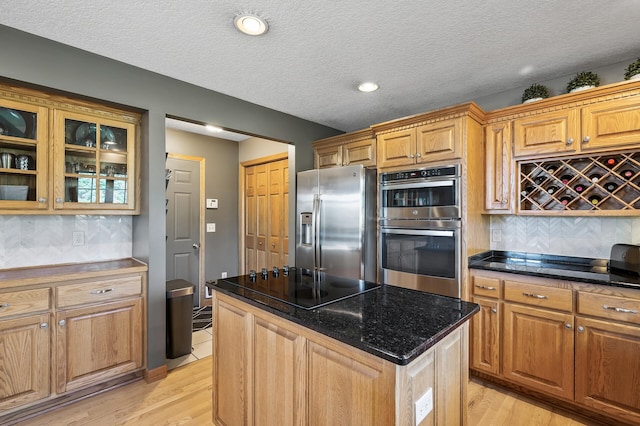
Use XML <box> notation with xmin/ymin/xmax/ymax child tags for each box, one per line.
<box><xmin>0</xmin><ymin>215</ymin><xmax>132</xmax><ymax>269</ymax></box>
<box><xmin>490</xmin><ymin>215</ymin><xmax>640</xmax><ymax>259</ymax></box>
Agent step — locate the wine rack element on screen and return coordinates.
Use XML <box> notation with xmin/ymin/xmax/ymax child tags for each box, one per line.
<box><xmin>519</xmin><ymin>151</ymin><xmax>640</xmax><ymax>214</ymax></box>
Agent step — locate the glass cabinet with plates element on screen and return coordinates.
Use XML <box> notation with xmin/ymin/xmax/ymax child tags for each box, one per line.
<box><xmin>0</xmin><ymin>99</ymin><xmax>49</xmax><ymax>209</ymax></box>
<box><xmin>54</xmin><ymin>111</ymin><xmax>136</xmax><ymax>211</ymax></box>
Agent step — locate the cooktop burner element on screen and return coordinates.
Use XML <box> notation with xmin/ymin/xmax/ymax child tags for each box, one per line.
<box><xmin>217</xmin><ymin>268</ymin><xmax>379</xmax><ymax>310</ymax></box>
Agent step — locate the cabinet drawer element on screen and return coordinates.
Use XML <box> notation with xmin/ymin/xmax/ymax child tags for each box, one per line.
<box><xmin>472</xmin><ymin>276</ymin><xmax>501</xmax><ymax>298</ymax></box>
<box><xmin>504</xmin><ymin>280</ymin><xmax>573</xmax><ymax>312</ymax></box>
<box><xmin>56</xmin><ymin>276</ymin><xmax>142</xmax><ymax>308</ymax></box>
<box><xmin>0</xmin><ymin>288</ymin><xmax>50</xmax><ymax>319</ymax></box>
<box><xmin>578</xmin><ymin>291</ymin><xmax>640</xmax><ymax>325</ymax></box>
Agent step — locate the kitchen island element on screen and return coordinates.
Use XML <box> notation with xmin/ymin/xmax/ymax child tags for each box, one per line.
<box><xmin>208</xmin><ymin>270</ymin><xmax>478</xmax><ymax>425</ymax></box>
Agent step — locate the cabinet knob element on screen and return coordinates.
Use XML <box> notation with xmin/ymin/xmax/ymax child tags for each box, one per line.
<box><xmin>500</xmin><ymin>199</ymin><xmax>507</xmax><ymax>205</ymax></box>
<box><xmin>565</xmin><ymin>323</ymin><xmax>572</xmax><ymax>329</ymax></box>
<box><xmin>409</xmin><ymin>154</ymin><xmax>415</xmax><ymax>159</ymax></box>
<box><xmin>272</xmin><ymin>243</ymin><xmax>276</xmax><ymax>248</ymax></box>
<box><xmin>0</xmin><ymin>303</ymin><xmax>10</xmax><ymax>311</ymax></box>
<box><xmin>38</xmin><ymin>197</ymin><xmax>46</xmax><ymax>203</ymax></box>
<box><xmin>56</xmin><ymin>197</ymin><xmax>63</xmax><ymax>203</ymax></box>
<box><xmin>415</xmin><ymin>153</ymin><xmax>421</xmax><ymax>158</ymax></box>
<box><xmin>577</xmin><ymin>326</ymin><xmax>585</xmax><ymax>333</ymax></box>
<box><xmin>582</xmin><ymin>136</ymin><xmax>590</xmax><ymax>144</ymax></box>
<box><xmin>40</xmin><ymin>322</ymin><xmax>48</xmax><ymax>329</ymax></box>
<box><xmin>491</xmin><ymin>308</ymin><xmax>497</xmax><ymax>314</ymax></box>
<box><xmin>566</xmin><ymin>138</ymin><xmax>574</xmax><ymax>146</ymax></box>
<box><xmin>59</xmin><ymin>319</ymin><xmax>66</xmax><ymax>327</ymax></box>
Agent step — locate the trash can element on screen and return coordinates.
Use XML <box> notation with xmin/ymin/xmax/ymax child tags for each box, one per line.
<box><xmin>166</xmin><ymin>279</ymin><xmax>195</xmax><ymax>359</ymax></box>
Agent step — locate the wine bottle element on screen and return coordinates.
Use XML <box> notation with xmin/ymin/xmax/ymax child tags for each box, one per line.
<box><xmin>546</xmin><ymin>165</ymin><xmax>557</xmax><ymax>174</ymax></box>
<box><xmin>559</xmin><ymin>196</ymin><xmax>573</xmax><ymax>206</ymax></box>
<box><xmin>589</xmin><ymin>173</ymin><xmax>602</xmax><ymax>183</ymax></box>
<box><xmin>560</xmin><ymin>174</ymin><xmax>573</xmax><ymax>185</ymax></box>
<box><xmin>604</xmin><ymin>182</ymin><xmax>618</xmax><ymax>192</ymax></box>
<box><xmin>521</xmin><ymin>186</ymin><xmax>534</xmax><ymax>196</ymax></box>
<box><xmin>546</xmin><ymin>185</ymin><xmax>559</xmax><ymax>195</ymax></box>
<box><xmin>604</xmin><ymin>157</ymin><xmax>617</xmax><ymax>168</ymax></box>
<box><xmin>573</xmin><ymin>183</ymin><xmax>587</xmax><ymax>193</ymax></box>
<box><xmin>620</xmin><ymin>169</ymin><xmax>635</xmax><ymax>179</ymax></box>
<box><xmin>589</xmin><ymin>195</ymin><xmax>602</xmax><ymax>205</ymax></box>
<box><xmin>534</xmin><ymin>176</ymin><xmax>545</xmax><ymax>185</ymax></box>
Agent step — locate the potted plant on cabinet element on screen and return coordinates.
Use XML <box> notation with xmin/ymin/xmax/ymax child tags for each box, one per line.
<box><xmin>567</xmin><ymin>71</ymin><xmax>600</xmax><ymax>93</ymax></box>
<box><xmin>624</xmin><ymin>58</ymin><xmax>640</xmax><ymax>81</ymax></box>
<box><xmin>521</xmin><ymin>83</ymin><xmax>550</xmax><ymax>103</ymax></box>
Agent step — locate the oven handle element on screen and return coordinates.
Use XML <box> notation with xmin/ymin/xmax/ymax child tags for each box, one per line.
<box><xmin>381</xmin><ymin>227</ymin><xmax>455</xmax><ymax>237</ymax></box>
<box><xmin>380</xmin><ymin>180</ymin><xmax>454</xmax><ymax>190</ymax></box>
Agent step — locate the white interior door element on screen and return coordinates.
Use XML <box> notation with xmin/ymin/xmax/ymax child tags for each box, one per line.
<box><xmin>166</xmin><ymin>156</ymin><xmax>202</xmax><ymax>306</ymax></box>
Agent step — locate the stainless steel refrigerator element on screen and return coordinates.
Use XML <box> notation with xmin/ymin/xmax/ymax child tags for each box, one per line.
<box><xmin>296</xmin><ymin>164</ymin><xmax>377</xmax><ymax>282</ymax></box>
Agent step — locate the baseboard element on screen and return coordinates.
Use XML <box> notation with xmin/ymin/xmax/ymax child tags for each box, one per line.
<box><xmin>144</xmin><ymin>364</ymin><xmax>168</xmax><ymax>383</ymax></box>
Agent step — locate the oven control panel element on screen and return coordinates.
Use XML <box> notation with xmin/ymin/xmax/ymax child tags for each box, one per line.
<box><xmin>380</xmin><ymin>165</ymin><xmax>458</xmax><ymax>183</ymax></box>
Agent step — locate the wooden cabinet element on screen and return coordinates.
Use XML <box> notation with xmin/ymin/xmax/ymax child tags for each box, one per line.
<box><xmin>0</xmin><ymin>83</ymin><xmax>140</xmax><ymax>215</ymax></box>
<box><xmin>0</xmin><ymin>260</ymin><xmax>147</xmax><ymax>420</ymax></box>
<box><xmin>213</xmin><ymin>290</ymin><xmax>468</xmax><ymax>426</ymax></box>
<box><xmin>376</xmin><ymin>118</ymin><xmax>462</xmax><ymax>168</ymax></box>
<box><xmin>485</xmin><ymin>122</ymin><xmax>514</xmax><ymax>212</ymax></box>
<box><xmin>469</xmin><ymin>268</ymin><xmax>640</xmax><ymax>424</ymax></box>
<box><xmin>53</xmin><ymin>109</ymin><xmax>137</xmax><ymax>212</ymax></box>
<box><xmin>244</xmin><ymin>156</ymin><xmax>288</xmax><ymax>273</ymax></box>
<box><xmin>513</xmin><ymin>108</ymin><xmax>580</xmax><ymax>157</ymax></box>
<box><xmin>0</xmin><ymin>288</ymin><xmax>51</xmax><ymax>411</ymax></box>
<box><xmin>313</xmin><ymin>129</ymin><xmax>375</xmax><ymax>169</ymax></box>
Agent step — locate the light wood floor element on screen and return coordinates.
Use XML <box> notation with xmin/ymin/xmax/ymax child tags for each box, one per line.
<box><xmin>14</xmin><ymin>358</ymin><xmax>603</xmax><ymax>426</ymax></box>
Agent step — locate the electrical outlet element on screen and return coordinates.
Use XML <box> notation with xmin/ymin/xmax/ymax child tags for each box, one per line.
<box><xmin>414</xmin><ymin>388</ymin><xmax>433</xmax><ymax>425</ymax></box>
<box><xmin>206</xmin><ymin>223</ymin><xmax>216</xmax><ymax>232</ymax></box>
<box><xmin>221</xmin><ymin>272</ymin><xmax>227</xmax><ymax>278</ymax></box>
<box><xmin>72</xmin><ymin>231</ymin><xmax>85</xmax><ymax>246</ymax></box>
<box><xmin>491</xmin><ymin>229</ymin><xmax>502</xmax><ymax>243</ymax></box>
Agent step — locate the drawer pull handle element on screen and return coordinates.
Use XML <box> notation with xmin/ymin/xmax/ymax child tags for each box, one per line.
<box><xmin>40</xmin><ymin>323</ymin><xmax>48</xmax><ymax>329</ymax></box>
<box><xmin>522</xmin><ymin>292</ymin><xmax>548</xmax><ymax>299</ymax></box>
<box><xmin>90</xmin><ymin>288</ymin><xmax>115</xmax><ymax>295</ymax></box>
<box><xmin>476</xmin><ymin>285</ymin><xmax>496</xmax><ymax>291</ymax></box>
<box><xmin>603</xmin><ymin>305</ymin><xmax>638</xmax><ymax>314</ymax></box>
<box><xmin>0</xmin><ymin>303</ymin><xmax>10</xmax><ymax>310</ymax></box>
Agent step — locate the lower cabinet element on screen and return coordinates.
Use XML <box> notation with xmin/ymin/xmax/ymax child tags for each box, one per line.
<box><xmin>470</xmin><ymin>269</ymin><xmax>640</xmax><ymax>425</ymax></box>
<box><xmin>0</xmin><ymin>313</ymin><xmax>50</xmax><ymax>412</ymax></box>
<box><xmin>0</xmin><ymin>260</ymin><xmax>146</xmax><ymax>419</ymax></box>
<box><xmin>56</xmin><ymin>297</ymin><xmax>143</xmax><ymax>394</ymax></box>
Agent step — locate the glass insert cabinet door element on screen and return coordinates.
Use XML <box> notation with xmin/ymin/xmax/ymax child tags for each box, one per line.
<box><xmin>0</xmin><ymin>99</ymin><xmax>49</xmax><ymax>209</ymax></box>
<box><xmin>54</xmin><ymin>111</ymin><xmax>136</xmax><ymax>210</ymax></box>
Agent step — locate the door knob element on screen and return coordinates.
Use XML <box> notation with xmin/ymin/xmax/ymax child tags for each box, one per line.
<box><xmin>193</xmin><ymin>242</ymin><xmax>200</xmax><ymax>249</ymax></box>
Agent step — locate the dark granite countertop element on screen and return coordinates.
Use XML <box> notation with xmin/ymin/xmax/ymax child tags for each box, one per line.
<box><xmin>208</xmin><ymin>275</ymin><xmax>478</xmax><ymax>366</ymax></box>
<box><xmin>468</xmin><ymin>250</ymin><xmax>640</xmax><ymax>290</ymax></box>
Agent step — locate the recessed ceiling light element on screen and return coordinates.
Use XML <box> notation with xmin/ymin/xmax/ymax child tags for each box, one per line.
<box><xmin>234</xmin><ymin>13</ymin><xmax>269</xmax><ymax>36</ymax></box>
<box><xmin>358</xmin><ymin>82</ymin><xmax>379</xmax><ymax>92</ymax></box>
<box><xmin>206</xmin><ymin>125</ymin><xmax>223</xmax><ymax>133</ymax></box>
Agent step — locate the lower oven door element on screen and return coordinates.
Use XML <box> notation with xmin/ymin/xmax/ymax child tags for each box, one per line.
<box><xmin>379</xmin><ymin>224</ymin><xmax>460</xmax><ymax>298</ymax></box>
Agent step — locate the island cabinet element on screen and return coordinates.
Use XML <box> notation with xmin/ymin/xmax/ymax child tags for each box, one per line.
<box><xmin>312</xmin><ymin>128</ymin><xmax>376</xmax><ymax>169</ymax></box>
<box><xmin>212</xmin><ymin>290</ymin><xmax>471</xmax><ymax>426</ymax></box>
<box><xmin>469</xmin><ymin>268</ymin><xmax>640</xmax><ymax>425</ymax></box>
<box><xmin>0</xmin><ymin>83</ymin><xmax>141</xmax><ymax>214</ymax></box>
<box><xmin>0</xmin><ymin>259</ymin><xmax>147</xmax><ymax>423</ymax></box>
<box><xmin>484</xmin><ymin>80</ymin><xmax>640</xmax><ymax>216</ymax></box>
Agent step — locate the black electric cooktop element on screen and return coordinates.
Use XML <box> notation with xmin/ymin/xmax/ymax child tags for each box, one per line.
<box><xmin>215</xmin><ymin>268</ymin><xmax>380</xmax><ymax>310</ymax></box>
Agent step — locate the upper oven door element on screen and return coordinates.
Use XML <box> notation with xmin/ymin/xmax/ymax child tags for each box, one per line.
<box><xmin>380</xmin><ymin>178</ymin><xmax>460</xmax><ymax>220</ymax></box>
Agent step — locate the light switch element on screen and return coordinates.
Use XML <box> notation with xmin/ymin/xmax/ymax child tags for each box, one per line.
<box><xmin>207</xmin><ymin>223</ymin><xmax>216</xmax><ymax>232</ymax></box>
<box><xmin>206</xmin><ymin>198</ymin><xmax>218</xmax><ymax>209</ymax></box>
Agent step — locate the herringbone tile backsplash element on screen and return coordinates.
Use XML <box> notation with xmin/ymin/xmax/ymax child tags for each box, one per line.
<box><xmin>0</xmin><ymin>215</ymin><xmax>132</xmax><ymax>269</ymax></box>
<box><xmin>491</xmin><ymin>216</ymin><xmax>640</xmax><ymax>259</ymax></box>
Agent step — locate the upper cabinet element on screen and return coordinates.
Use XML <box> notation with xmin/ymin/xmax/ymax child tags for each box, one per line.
<box><xmin>511</xmin><ymin>82</ymin><xmax>640</xmax><ymax>159</ymax></box>
<box><xmin>0</xmin><ymin>83</ymin><xmax>140</xmax><ymax>215</ymax></box>
<box><xmin>373</xmin><ymin>103</ymin><xmax>484</xmax><ymax>169</ymax></box>
<box><xmin>485</xmin><ymin>122</ymin><xmax>514</xmax><ymax>212</ymax></box>
<box><xmin>312</xmin><ymin>129</ymin><xmax>375</xmax><ymax>169</ymax></box>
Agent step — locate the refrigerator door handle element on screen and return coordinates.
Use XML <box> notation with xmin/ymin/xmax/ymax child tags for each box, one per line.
<box><xmin>314</xmin><ymin>194</ymin><xmax>322</xmax><ymax>271</ymax></box>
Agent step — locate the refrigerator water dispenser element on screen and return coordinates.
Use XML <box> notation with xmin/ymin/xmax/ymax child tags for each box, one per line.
<box><xmin>300</xmin><ymin>213</ymin><xmax>313</xmax><ymax>245</ymax></box>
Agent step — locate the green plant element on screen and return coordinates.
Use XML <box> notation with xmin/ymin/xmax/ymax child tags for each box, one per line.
<box><xmin>624</xmin><ymin>58</ymin><xmax>640</xmax><ymax>80</ymax></box>
<box><xmin>521</xmin><ymin>83</ymin><xmax>550</xmax><ymax>103</ymax></box>
<box><xmin>566</xmin><ymin>71</ymin><xmax>600</xmax><ymax>92</ymax></box>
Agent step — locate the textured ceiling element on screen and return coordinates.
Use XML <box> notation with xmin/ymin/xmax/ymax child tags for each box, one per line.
<box><xmin>2</xmin><ymin>1</ymin><xmax>640</xmax><ymax>133</ymax></box>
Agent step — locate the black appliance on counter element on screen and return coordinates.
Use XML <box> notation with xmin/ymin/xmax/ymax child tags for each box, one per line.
<box><xmin>609</xmin><ymin>243</ymin><xmax>640</xmax><ymax>276</ymax></box>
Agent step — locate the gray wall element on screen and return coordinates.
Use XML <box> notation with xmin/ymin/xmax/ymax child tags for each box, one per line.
<box><xmin>238</xmin><ymin>136</ymin><xmax>289</xmax><ymax>163</ymax></box>
<box><xmin>165</xmin><ymin>128</ymin><xmax>240</xmax><ymax>293</ymax></box>
<box><xmin>0</xmin><ymin>25</ymin><xmax>342</xmax><ymax>371</ymax></box>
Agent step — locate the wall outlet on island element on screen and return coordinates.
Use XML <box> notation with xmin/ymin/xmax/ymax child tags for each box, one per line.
<box><xmin>414</xmin><ymin>387</ymin><xmax>433</xmax><ymax>425</ymax></box>
<box><xmin>221</xmin><ymin>272</ymin><xmax>227</xmax><ymax>278</ymax></box>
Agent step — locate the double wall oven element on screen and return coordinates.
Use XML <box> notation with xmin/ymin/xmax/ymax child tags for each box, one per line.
<box><xmin>379</xmin><ymin>165</ymin><xmax>461</xmax><ymax>298</ymax></box>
